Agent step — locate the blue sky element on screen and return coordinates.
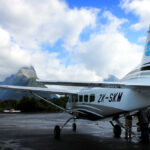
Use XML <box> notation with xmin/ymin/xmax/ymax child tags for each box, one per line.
<box><xmin>66</xmin><ymin>0</ymin><xmax>119</xmax><ymax>10</ymax></box>
<box><xmin>0</xmin><ymin>0</ymin><xmax>149</xmax><ymax>81</ymax></box>
<box><xmin>66</xmin><ymin>0</ymin><xmax>146</xmax><ymax>42</ymax></box>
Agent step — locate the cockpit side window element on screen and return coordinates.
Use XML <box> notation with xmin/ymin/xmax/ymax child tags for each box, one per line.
<box><xmin>72</xmin><ymin>95</ymin><xmax>78</xmax><ymax>102</ymax></box>
<box><xmin>84</xmin><ymin>95</ymin><xmax>88</xmax><ymax>102</ymax></box>
<box><xmin>90</xmin><ymin>94</ymin><xmax>95</xmax><ymax>102</ymax></box>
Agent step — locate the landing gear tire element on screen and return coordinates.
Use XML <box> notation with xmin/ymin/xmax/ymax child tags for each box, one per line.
<box><xmin>113</xmin><ymin>125</ymin><xmax>121</xmax><ymax>138</ymax></box>
<box><xmin>54</xmin><ymin>125</ymin><xmax>61</xmax><ymax>139</ymax></box>
<box><xmin>72</xmin><ymin>123</ymin><xmax>76</xmax><ymax>132</ymax></box>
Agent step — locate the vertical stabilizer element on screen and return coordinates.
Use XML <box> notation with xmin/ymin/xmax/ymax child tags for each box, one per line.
<box><xmin>141</xmin><ymin>25</ymin><xmax>150</xmax><ymax>65</ymax></box>
<box><xmin>122</xmin><ymin>26</ymin><xmax>150</xmax><ymax>81</ymax></box>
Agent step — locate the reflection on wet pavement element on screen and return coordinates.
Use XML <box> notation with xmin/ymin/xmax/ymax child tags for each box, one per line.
<box><xmin>0</xmin><ymin>113</ymin><xmax>149</xmax><ymax>150</ymax></box>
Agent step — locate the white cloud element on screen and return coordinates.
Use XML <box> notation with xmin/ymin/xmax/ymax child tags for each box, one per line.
<box><xmin>102</xmin><ymin>11</ymin><xmax>128</xmax><ymax>32</ymax></box>
<box><xmin>138</xmin><ymin>36</ymin><xmax>146</xmax><ymax>42</ymax></box>
<box><xmin>0</xmin><ymin>27</ymin><xmax>30</xmax><ymax>80</ymax></box>
<box><xmin>121</xmin><ymin>0</ymin><xmax>150</xmax><ymax>30</ymax></box>
<box><xmin>0</xmin><ymin>0</ymin><xmax>98</xmax><ymax>49</ymax></box>
<box><xmin>0</xmin><ymin>0</ymin><xmax>102</xmax><ymax>82</ymax></box>
<box><xmin>0</xmin><ymin>26</ymin><xmax>102</xmax><ymax>82</ymax></box>
<box><xmin>73</xmin><ymin>11</ymin><xmax>143</xmax><ymax>79</ymax></box>
<box><xmin>0</xmin><ymin>0</ymin><xmax>144</xmax><ymax>83</ymax></box>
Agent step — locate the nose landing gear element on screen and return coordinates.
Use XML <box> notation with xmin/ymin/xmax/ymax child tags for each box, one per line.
<box><xmin>54</xmin><ymin>125</ymin><xmax>61</xmax><ymax>139</ymax></box>
<box><xmin>72</xmin><ymin>122</ymin><xmax>77</xmax><ymax>132</ymax></box>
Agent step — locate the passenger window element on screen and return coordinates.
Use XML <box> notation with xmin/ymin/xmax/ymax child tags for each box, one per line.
<box><xmin>84</xmin><ymin>95</ymin><xmax>88</xmax><ymax>102</ymax></box>
<box><xmin>90</xmin><ymin>94</ymin><xmax>95</xmax><ymax>102</ymax></box>
<box><xmin>79</xmin><ymin>95</ymin><xmax>83</xmax><ymax>102</ymax></box>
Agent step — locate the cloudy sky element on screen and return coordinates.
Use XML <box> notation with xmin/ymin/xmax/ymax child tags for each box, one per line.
<box><xmin>0</xmin><ymin>0</ymin><xmax>149</xmax><ymax>82</ymax></box>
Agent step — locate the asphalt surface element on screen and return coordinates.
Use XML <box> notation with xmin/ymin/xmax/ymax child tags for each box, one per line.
<box><xmin>0</xmin><ymin>113</ymin><xmax>149</xmax><ymax>150</ymax></box>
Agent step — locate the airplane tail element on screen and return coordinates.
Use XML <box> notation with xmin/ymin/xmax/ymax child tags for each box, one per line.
<box><xmin>122</xmin><ymin>26</ymin><xmax>150</xmax><ymax>81</ymax></box>
<box><xmin>141</xmin><ymin>25</ymin><xmax>150</xmax><ymax>65</ymax></box>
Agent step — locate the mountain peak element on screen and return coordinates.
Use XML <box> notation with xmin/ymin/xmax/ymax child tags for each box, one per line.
<box><xmin>103</xmin><ymin>75</ymin><xmax>118</xmax><ymax>82</ymax></box>
<box><xmin>17</xmin><ymin>66</ymin><xmax>37</xmax><ymax>79</ymax></box>
<box><xmin>0</xmin><ymin>66</ymin><xmax>57</xmax><ymax>100</ymax></box>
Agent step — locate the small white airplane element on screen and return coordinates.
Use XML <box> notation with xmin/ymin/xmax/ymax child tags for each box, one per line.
<box><xmin>1</xmin><ymin>26</ymin><xmax>150</xmax><ymax>138</ymax></box>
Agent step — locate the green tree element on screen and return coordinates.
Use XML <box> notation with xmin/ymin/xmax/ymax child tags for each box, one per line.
<box><xmin>0</xmin><ymin>95</ymin><xmax>68</xmax><ymax>113</ymax></box>
<box><xmin>0</xmin><ymin>99</ymin><xmax>19</xmax><ymax>110</ymax></box>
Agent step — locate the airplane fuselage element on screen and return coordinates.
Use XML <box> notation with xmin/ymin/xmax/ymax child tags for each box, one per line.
<box><xmin>67</xmin><ymin>87</ymin><xmax>150</xmax><ymax>120</ymax></box>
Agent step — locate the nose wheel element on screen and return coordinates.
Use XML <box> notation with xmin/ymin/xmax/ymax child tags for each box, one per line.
<box><xmin>54</xmin><ymin>125</ymin><xmax>61</xmax><ymax>139</ymax></box>
<box><xmin>72</xmin><ymin>123</ymin><xmax>77</xmax><ymax>132</ymax></box>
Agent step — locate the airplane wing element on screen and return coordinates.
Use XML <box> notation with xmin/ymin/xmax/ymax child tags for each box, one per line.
<box><xmin>0</xmin><ymin>81</ymin><xmax>150</xmax><ymax>95</ymax></box>
<box><xmin>36</xmin><ymin>80</ymin><xmax>150</xmax><ymax>93</ymax></box>
<box><xmin>0</xmin><ymin>85</ymin><xmax>77</xmax><ymax>95</ymax></box>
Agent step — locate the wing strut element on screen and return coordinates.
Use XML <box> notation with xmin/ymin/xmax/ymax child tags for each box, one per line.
<box><xmin>32</xmin><ymin>93</ymin><xmax>66</xmax><ymax>112</ymax></box>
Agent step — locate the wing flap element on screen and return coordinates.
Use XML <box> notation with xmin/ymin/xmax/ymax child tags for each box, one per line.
<box><xmin>37</xmin><ymin>80</ymin><xmax>150</xmax><ymax>89</ymax></box>
<box><xmin>36</xmin><ymin>80</ymin><xmax>125</xmax><ymax>88</ymax></box>
<box><xmin>36</xmin><ymin>80</ymin><xmax>150</xmax><ymax>95</ymax></box>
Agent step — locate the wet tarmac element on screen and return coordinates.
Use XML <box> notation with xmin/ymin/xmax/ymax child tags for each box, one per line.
<box><xmin>0</xmin><ymin>113</ymin><xmax>149</xmax><ymax>150</ymax></box>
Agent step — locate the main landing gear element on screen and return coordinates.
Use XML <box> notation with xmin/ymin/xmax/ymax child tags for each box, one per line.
<box><xmin>110</xmin><ymin>116</ymin><xmax>123</xmax><ymax>138</ymax></box>
<box><xmin>54</xmin><ymin>117</ymin><xmax>77</xmax><ymax>139</ymax></box>
<box><xmin>110</xmin><ymin>115</ymin><xmax>136</xmax><ymax>139</ymax></box>
<box><xmin>113</xmin><ymin>124</ymin><xmax>122</xmax><ymax>138</ymax></box>
<box><xmin>110</xmin><ymin>121</ymin><xmax>122</xmax><ymax>138</ymax></box>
